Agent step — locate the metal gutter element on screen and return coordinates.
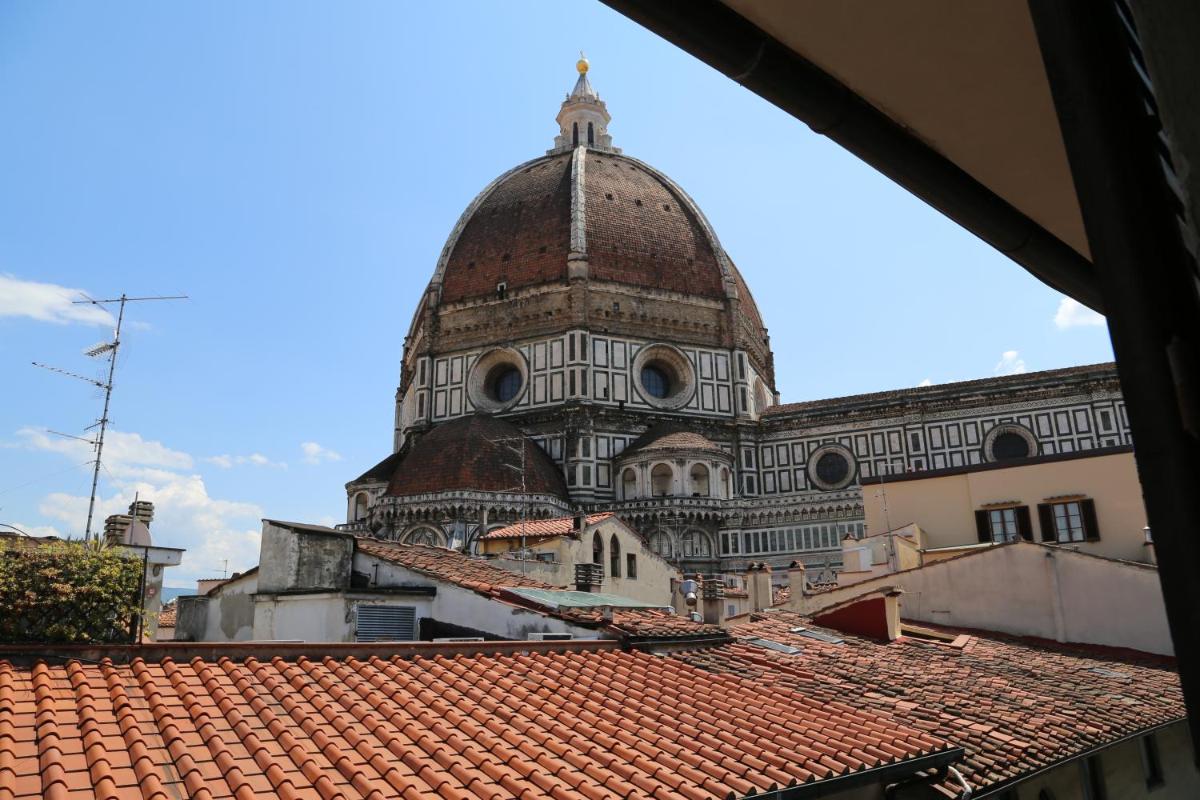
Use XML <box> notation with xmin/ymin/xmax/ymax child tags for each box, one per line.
<box><xmin>968</xmin><ymin>718</ymin><xmax>1182</xmax><ymax>798</ymax></box>
<box><xmin>742</xmin><ymin>747</ymin><xmax>965</xmax><ymax>799</ymax></box>
<box><xmin>598</xmin><ymin>0</ymin><xmax>1102</xmax><ymax>311</ymax></box>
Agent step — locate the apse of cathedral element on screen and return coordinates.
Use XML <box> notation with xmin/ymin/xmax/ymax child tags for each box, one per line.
<box><xmin>343</xmin><ymin>59</ymin><xmax>1129</xmax><ymax>573</ymax></box>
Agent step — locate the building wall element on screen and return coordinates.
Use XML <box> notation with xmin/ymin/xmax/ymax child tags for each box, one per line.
<box><xmin>252</xmin><ymin>592</ymin><xmax>437</xmax><ymax>643</ymax></box>
<box><xmin>1007</xmin><ymin>722</ymin><xmax>1198</xmax><ymax>799</ymax></box>
<box><xmin>176</xmin><ymin>571</ymin><xmax>259</xmax><ymax>642</ymax></box>
<box><xmin>789</xmin><ymin>542</ymin><xmax>1172</xmax><ymax>655</ymax></box>
<box><xmin>863</xmin><ymin>450</ymin><xmax>1149</xmax><ymax>563</ymax></box>
<box><xmin>481</xmin><ymin>518</ymin><xmax>679</xmax><ymax>606</ymax></box>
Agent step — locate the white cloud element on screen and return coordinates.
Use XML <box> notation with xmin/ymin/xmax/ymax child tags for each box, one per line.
<box><xmin>301</xmin><ymin>441</ymin><xmax>342</xmax><ymax>465</ymax></box>
<box><xmin>1054</xmin><ymin>296</ymin><xmax>1106</xmax><ymax>330</ymax></box>
<box><xmin>18</xmin><ymin>427</ymin><xmax>192</xmax><ymax>474</ymax></box>
<box><xmin>204</xmin><ymin>452</ymin><xmax>286</xmax><ymax>469</ymax></box>
<box><xmin>994</xmin><ymin>350</ymin><xmax>1028</xmax><ymax>376</ymax></box>
<box><xmin>18</xmin><ymin>426</ymin><xmax>264</xmax><ymax>583</ymax></box>
<box><xmin>917</xmin><ymin>378</ymin><xmax>933</xmax><ymax>387</ymax></box>
<box><xmin>0</xmin><ymin>274</ymin><xmax>115</xmax><ymax>326</ymax></box>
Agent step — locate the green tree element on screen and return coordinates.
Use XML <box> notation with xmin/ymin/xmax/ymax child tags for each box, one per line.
<box><xmin>0</xmin><ymin>540</ymin><xmax>145</xmax><ymax>644</ymax></box>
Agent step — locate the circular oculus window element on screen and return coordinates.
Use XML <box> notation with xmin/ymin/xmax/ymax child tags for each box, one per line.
<box><xmin>467</xmin><ymin>347</ymin><xmax>528</xmax><ymax>412</ymax></box>
<box><xmin>631</xmin><ymin>344</ymin><xmax>695</xmax><ymax>410</ymax></box>
<box><xmin>983</xmin><ymin>423</ymin><xmax>1038</xmax><ymax>462</ymax></box>
<box><xmin>808</xmin><ymin>444</ymin><xmax>856</xmax><ymax>491</ymax></box>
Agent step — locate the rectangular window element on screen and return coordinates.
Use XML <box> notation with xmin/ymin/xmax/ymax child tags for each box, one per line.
<box><xmin>1140</xmin><ymin>734</ymin><xmax>1164</xmax><ymax>789</ymax></box>
<box><xmin>768</xmin><ymin>531</ymin><xmax>777</xmax><ymax>551</ymax></box>
<box><xmin>803</xmin><ymin>530</ymin><xmax>812</xmax><ymax>549</ymax></box>
<box><xmin>753</xmin><ymin>531</ymin><xmax>762</xmax><ymax>552</ymax></box>
<box><xmin>721</xmin><ymin>533</ymin><xmax>729</xmax><ymax>553</ymax></box>
<box><xmin>743</xmin><ymin>532</ymin><xmax>752</xmax><ymax>553</ymax></box>
<box><xmin>731</xmin><ymin>533</ymin><xmax>740</xmax><ymax>554</ymax></box>
<box><xmin>581</xmin><ymin>465</ymin><xmax>591</xmax><ymax>485</ymax></box>
<box><xmin>728</xmin><ymin>603</ymin><xmax>736</xmax><ymax>616</ymax></box>
<box><xmin>626</xmin><ymin>553</ymin><xmax>637</xmax><ymax>579</ymax></box>
<box><xmin>1052</xmin><ymin>501</ymin><xmax>1085</xmax><ymax>542</ymax></box>
<box><xmin>988</xmin><ymin>508</ymin><xmax>1019</xmax><ymax>542</ymax></box>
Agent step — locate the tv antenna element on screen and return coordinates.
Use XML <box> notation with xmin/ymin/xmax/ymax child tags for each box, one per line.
<box><xmin>33</xmin><ymin>292</ymin><xmax>187</xmax><ymax>542</ymax></box>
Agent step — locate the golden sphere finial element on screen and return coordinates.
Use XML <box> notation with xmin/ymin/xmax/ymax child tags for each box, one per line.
<box><xmin>577</xmin><ymin>51</ymin><xmax>589</xmax><ymax>74</ymax></box>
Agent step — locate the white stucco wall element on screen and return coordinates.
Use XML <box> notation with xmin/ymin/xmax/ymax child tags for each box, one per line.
<box><xmin>792</xmin><ymin>542</ymin><xmax>1173</xmax><ymax>655</ymax></box>
<box><xmin>202</xmin><ymin>572</ymin><xmax>258</xmax><ymax>641</ymax></box>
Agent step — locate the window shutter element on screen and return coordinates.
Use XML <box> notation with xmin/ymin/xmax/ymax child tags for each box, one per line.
<box><xmin>975</xmin><ymin>510</ymin><xmax>991</xmax><ymax>543</ymax></box>
<box><xmin>1081</xmin><ymin>499</ymin><xmax>1101</xmax><ymax>541</ymax></box>
<box><xmin>1037</xmin><ymin>504</ymin><xmax>1056</xmax><ymax>542</ymax></box>
<box><xmin>1015</xmin><ymin>506</ymin><xmax>1034</xmax><ymax>541</ymax></box>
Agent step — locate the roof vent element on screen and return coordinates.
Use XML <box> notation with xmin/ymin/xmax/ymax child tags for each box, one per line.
<box><xmin>529</xmin><ymin>632</ymin><xmax>574</xmax><ymax>641</ymax></box>
<box><xmin>433</xmin><ymin>637</ymin><xmax>485</xmax><ymax>642</ymax></box>
<box><xmin>746</xmin><ymin>637</ymin><xmax>802</xmax><ymax>655</ymax></box>
<box><xmin>789</xmin><ymin>626</ymin><xmax>844</xmax><ymax>645</ymax></box>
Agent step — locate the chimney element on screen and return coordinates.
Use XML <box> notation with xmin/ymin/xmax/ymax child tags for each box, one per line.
<box><xmin>787</xmin><ymin>561</ymin><xmax>806</xmax><ymax>608</ymax></box>
<box><xmin>747</xmin><ymin>562</ymin><xmax>773</xmax><ymax>612</ymax></box>
<box><xmin>129</xmin><ymin>500</ymin><xmax>154</xmax><ymax>527</ymax></box>
<box><xmin>103</xmin><ymin>514</ymin><xmax>132</xmax><ymax>546</ymax></box>
<box><xmin>574</xmin><ymin>562</ymin><xmax>603</xmax><ymax>592</ymax></box>
<box><xmin>573</xmin><ymin>509</ymin><xmax>587</xmax><ymax>533</ymax></box>
<box><xmin>700</xmin><ymin>576</ymin><xmax>727</xmax><ymax>627</ymax></box>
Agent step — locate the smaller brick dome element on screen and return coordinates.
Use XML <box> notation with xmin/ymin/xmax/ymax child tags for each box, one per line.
<box><xmin>620</xmin><ymin>424</ymin><xmax>728</xmax><ymax>459</ymax></box>
<box><xmin>385</xmin><ymin>414</ymin><xmax>569</xmax><ymax>501</ymax></box>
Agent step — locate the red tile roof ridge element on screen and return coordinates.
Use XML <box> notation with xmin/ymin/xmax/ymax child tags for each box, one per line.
<box><xmin>481</xmin><ymin>512</ymin><xmax>615</xmax><ymax>540</ymax></box>
<box><xmin>0</xmin><ymin>638</ymin><xmax>621</xmax><ymax>666</ymax></box>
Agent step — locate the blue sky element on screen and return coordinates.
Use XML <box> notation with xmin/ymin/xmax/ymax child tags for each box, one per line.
<box><xmin>0</xmin><ymin>1</ymin><xmax>1112</xmax><ymax>586</ymax></box>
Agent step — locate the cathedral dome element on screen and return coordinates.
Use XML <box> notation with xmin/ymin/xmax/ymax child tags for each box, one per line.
<box><xmin>385</xmin><ymin>414</ymin><xmax>569</xmax><ymax>502</ymax></box>
<box><xmin>411</xmin><ymin>62</ymin><xmax>772</xmax><ymax>384</ymax></box>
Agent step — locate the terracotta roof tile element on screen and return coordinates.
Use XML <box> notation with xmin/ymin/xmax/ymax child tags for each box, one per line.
<box><xmin>710</xmin><ymin>611</ymin><xmax>1185</xmax><ymax>796</ymax></box>
<box><xmin>480</xmin><ymin>513</ymin><xmax>613</xmax><ymax>540</ymax></box>
<box><xmin>0</xmin><ymin>645</ymin><xmax>959</xmax><ymax>799</ymax></box>
<box><xmin>354</xmin><ymin>540</ymin><xmax>558</xmax><ymax>596</ymax></box>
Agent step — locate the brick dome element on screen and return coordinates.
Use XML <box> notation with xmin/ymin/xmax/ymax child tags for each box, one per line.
<box><xmin>385</xmin><ymin>414</ymin><xmax>569</xmax><ymax>501</ymax></box>
<box><xmin>429</xmin><ymin>149</ymin><xmax>767</xmax><ymax>337</ymax></box>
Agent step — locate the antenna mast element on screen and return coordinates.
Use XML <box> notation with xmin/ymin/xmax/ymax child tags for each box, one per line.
<box><xmin>34</xmin><ymin>292</ymin><xmax>187</xmax><ymax>542</ymax></box>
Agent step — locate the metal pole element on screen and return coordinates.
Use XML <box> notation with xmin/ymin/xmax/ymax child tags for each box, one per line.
<box><xmin>85</xmin><ymin>295</ymin><xmax>125</xmax><ymax>542</ymax></box>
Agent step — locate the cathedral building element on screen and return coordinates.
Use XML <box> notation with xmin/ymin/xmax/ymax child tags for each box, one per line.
<box><xmin>343</xmin><ymin>59</ymin><xmax>1130</xmax><ymax>575</ymax></box>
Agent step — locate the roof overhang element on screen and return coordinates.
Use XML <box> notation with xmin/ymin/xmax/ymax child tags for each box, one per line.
<box><xmin>601</xmin><ymin>0</ymin><xmax>1101</xmax><ymax>310</ymax></box>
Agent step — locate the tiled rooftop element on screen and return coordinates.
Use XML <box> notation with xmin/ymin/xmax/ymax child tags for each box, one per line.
<box><xmin>709</xmin><ymin>611</ymin><xmax>1184</xmax><ymax>796</ymax></box>
<box><xmin>156</xmin><ymin>603</ymin><xmax>176</xmax><ymax>628</ymax></box>
<box><xmin>481</xmin><ymin>513</ymin><xmax>614</xmax><ymax>540</ymax></box>
<box><xmin>558</xmin><ymin>609</ymin><xmax>725</xmax><ymax>641</ymax></box>
<box><xmin>354</xmin><ymin>539</ymin><xmax>557</xmax><ymax>597</ymax></box>
<box><xmin>0</xmin><ymin>644</ymin><xmax>953</xmax><ymax>799</ymax></box>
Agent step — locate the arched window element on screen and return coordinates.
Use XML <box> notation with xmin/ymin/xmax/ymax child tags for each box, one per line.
<box><xmin>592</xmin><ymin>530</ymin><xmax>603</xmax><ymax>566</ymax></box>
<box><xmin>403</xmin><ymin>527</ymin><xmax>442</xmax><ymax>547</ymax></box>
<box><xmin>689</xmin><ymin>464</ymin><xmax>710</xmax><ymax>497</ymax></box>
<box><xmin>353</xmin><ymin>492</ymin><xmax>368</xmax><ymax>521</ymax></box>
<box><xmin>648</xmin><ymin>531</ymin><xmax>672</xmax><ymax>558</ymax></box>
<box><xmin>610</xmin><ymin>534</ymin><xmax>621</xmax><ymax>577</ymax></box>
<box><xmin>572</xmin><ymin>122</ymin><xmax>579</xmax><ymax>146</ymax></box>
<box><xmin>587</xmin><ymin>121</ymin><xmax>595</xmax><ymax>145</ymax></box>
<box><xmin>680</xmin><ymin>531</ymin><xmax>712</xmax><ymax>558</ymax></box>
<box><xmin>651</xmin><ymin>463</ymin><xmax>673</xmax><ymax>497</ymax></box>
<box><xmin>622</xmin><ymin>468</ymin><xmax>637</xmax><ymax>500</ymax></box>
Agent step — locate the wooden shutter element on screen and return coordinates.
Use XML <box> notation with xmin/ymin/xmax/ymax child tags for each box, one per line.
<box><xmin>1015</xmin><ymin>506</ymin><xmax>1034</xmax><ymax>541</ymax></box>
<box><xmin>1081</xmin><ymin>498</ymin><xmax>1102</xmax><ymax>541</ymax></box>
<box><xmin>1037</xmin><ymin>504</ymin><xmax>1056</xmax><ymax>542</ymax></box>
<box><xmin>975</xmin><ymin>510</ymin><xmax>991</xmax><ymax>543</ymax></box>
